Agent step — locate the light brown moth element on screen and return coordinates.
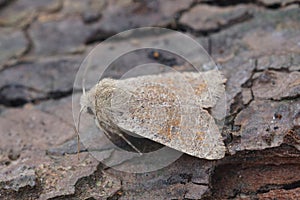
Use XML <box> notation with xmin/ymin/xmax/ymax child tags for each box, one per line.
<box><xmin>80</xmin><ymin>70</ymin><xmax>226</xmax><ymax>160</ymax></box>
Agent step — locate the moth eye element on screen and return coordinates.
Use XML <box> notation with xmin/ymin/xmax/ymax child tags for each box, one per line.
<box><xmin>87</xmin><ymin>107</ymin><xmax>94</xmax><ymax>115</ymax></box>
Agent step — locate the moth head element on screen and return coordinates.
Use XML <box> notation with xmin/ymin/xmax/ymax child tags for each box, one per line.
<box><xmin>80</xmin><ymin>78</ymin><xmax>116</xmax><ymax>116</ymax></box>
<box><xmin>80</xmin><ymin>85</ymin><xmax>98</xmax><ymax>116</ymax></box>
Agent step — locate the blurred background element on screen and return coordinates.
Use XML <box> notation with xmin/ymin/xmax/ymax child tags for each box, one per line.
<box><xmin>0</xmin><ymin>0</ymin><xmax>299</xmax><ymax>199</ymax></box>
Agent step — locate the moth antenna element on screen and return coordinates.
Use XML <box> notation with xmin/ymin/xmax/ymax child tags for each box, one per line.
<box><xmin>82</xmin><ymin>67</ymin><xmax>87</xmax><ymax>96</ymax></box>
<box><xmin>82</xmin><ymin>80</ymin><xmax>86</xmax><ymax>96</ymax></box>
<box><xmin>76</xmin><ymin>106</ymin><xmax>86</xmax><ymax>161</ymax></box>
<box><xmin>82</xmin><ymin>54</ymin><xmax>92</xmax><ymax>96</ymax></box>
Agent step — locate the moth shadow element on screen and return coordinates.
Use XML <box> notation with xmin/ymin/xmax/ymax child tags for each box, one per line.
<box><xmin>107</xmin><ymin>130</ymin><xmax>164</xmax><ymax>153</ymax></box>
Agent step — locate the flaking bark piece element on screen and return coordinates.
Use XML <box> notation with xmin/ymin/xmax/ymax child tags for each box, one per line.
<box><xmin>81</xmin><ymin>70</ymin><xmax>226</xmax><ymax>160</ymax></box>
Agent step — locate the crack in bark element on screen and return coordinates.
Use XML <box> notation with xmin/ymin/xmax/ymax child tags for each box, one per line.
<box><xmin>0</xmin><ymin>0</ymin><xmax>16</xmax><ymax>10</ymax></box>
<box><xmin>0</xmin><ymin>84</ymin><xmax>79</xmax><ymax>107</ymax></box>
<box><xmin>211</xmin><ymin>151</ymin><xmax>300</xmax><ymax>199</ymax></box>
<box><xmin>257</xmin><ymin>180</ymin><xmax>300</xmax><ymax>194</ymax></box>
<box><xmin>232</xmin><ymin>179</ymin><xmax>300</xmax><ymax>199</ymax></box>
<box><xmin>196</xmin><ymin>0</ymin><xmax>299</xmax><ymax>8</ymax></box>
<box><xmin>22</xmin><ymin>28</ymin><xmax>34</xmax><ymax>57</ymax></box>
<box><xmin>176</xmin><ymin>13</ymin><xmax>253</xmax><ymax>37</ymax></box>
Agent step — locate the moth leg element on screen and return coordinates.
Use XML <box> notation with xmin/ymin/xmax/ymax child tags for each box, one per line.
<box><xmin>96</xmin><ymin>119</ymin><xmax>142</xmax><ymax>155</ymax></box>
<box><xmin>95</xmin><ymin>119</ymin><xmax>112</xmax><ymax>140</ymax></box>
<box><xmin>113</xmin><ymin>129</ymin><xmax>143</xmax><ymax>155</ymax></box>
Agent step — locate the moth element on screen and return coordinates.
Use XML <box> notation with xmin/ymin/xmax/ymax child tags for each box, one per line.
<box><xmin>79</xmin><ymin>70</ymin><xmax>226</xmax><ymax>160</ymax></box>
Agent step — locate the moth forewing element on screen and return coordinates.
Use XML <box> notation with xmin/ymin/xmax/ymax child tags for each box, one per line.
<box><xmin>81</xmin><ymin>70</ymin><xmax>226</xmax><ymax>160</ymax></box>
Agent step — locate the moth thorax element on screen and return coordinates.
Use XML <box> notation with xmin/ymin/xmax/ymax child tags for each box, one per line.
<box><xmin>94</xmin><ymin>80</ymin><xmax>118</xmax><ymax>124</ymax></box>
